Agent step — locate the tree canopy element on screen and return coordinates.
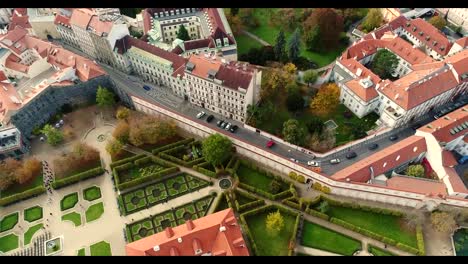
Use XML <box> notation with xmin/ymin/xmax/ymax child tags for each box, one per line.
<box><xmin>266</xmin><ymin>210</ymin><xmax>285</xmax><ymax>235</ymax></box>
<box><xmin>177</xmin><ymin>25</ymin><xmax>190</xmax><ymax>41</ymax></box>
<box><xmin>370</xmin><ymin>49</ymin><xmax>399</xmax><ymax>79</ymax></box>
<box><xmin>282</xmin><ymin>119</ymin><xmax>306</xmax><ymax>146</ymax></box>
<box><xmin>286</xmin><ymin>88</ymin><xmax>305</xmax><ymax>112</ymax></box>
<box><xmin>361</xmin><ymin>8</ymin><xmax>383</xmax><ymax>33</ymax></box>
<box><xmin>96</xmin><ymin>86</ymin><xmax>116</xmax><ymax>108</ymax></box>
<box><xmin>428</xmin><ymin>16</ymin><xmax>447</xmax><ymax>30</ymax></box>
<box><xmin>41</xmin><ymin>124</ymin><xmax>64</xmax><ymax>146</ymax></box>
<box><xmin>202</xmin><ymin>134</ymin><xmax>233</xmax><ymax>167</ymax></box>
<box><xmin>116</xmin><ymin>107</ymin><xmax>130</xmax><ymax>120</ymax></box>
<box><xmin>128</xmin><ymin>115</ymin><xmax>177</xmax><ymax>147</ymax></box>
<box><xmin>309</xmin><ymin>83</ymin><xmax>340</xmax><ymax>117</ymax></box>
<box><xmin>406</xmin><ymin>164</ymin><xmax>425</xmax><ymax>178</ymax></box>
<box><xmin>303</xmin><ymin>70</ymin><xmax>318</xmax><ymax>86</ymax></box>
<box><xmin>0</xmin><ymin>158</ymin><xmax>42</xmax><ymax>190</ymax></box>
<box><xmin>288</xmin><ymin>28</ymin><xmax>301</xmax><ymax>62</ymax></box>
<box><xmin>431</xmin><ymin>211</ymin><xmax>458</xmax><ymax>233</ymax></box>
<box><xmin>303</xmin><ymin>8</ymin><xmax>344</xmax><ymax>52</ymax></box>
<box><xmin>274</xmin><ymin>30</ymin><xmax>287</xmax><ymax>62</ymax></box>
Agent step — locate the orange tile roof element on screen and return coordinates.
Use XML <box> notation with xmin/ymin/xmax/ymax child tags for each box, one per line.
<box><xmin>126</xmin><ymin>208</ymin><xmax>249</xmax><ymax>256</ymax></box>
<box><xmin>386</xmin><ymin>176</ymin><xmax>447</xmax><ymax>196</ymax></box>
<box><xmin>0</xmin><ymin>26</ymin><xmax>28</xmax><ymax>55</ymax></box>
<box><xmin>0</xmin><ymin>81</ymin><xmax>22</xmax><ymax>122</ymax></box>
<box><xmin>444</xmin><ymin>49</ymin><xmax>468</xmax><ymax>81</ymax></box>
<box><xmin>445</xmin><ymin>167</ymin><xmax>468</xmax><ymax>193</ymax></box>
<box><xmin>418</xmin><ymin>107</ymin><xmax>468</xmax><ymax>143</ymax></box>
<box><xmin>54</xmin><ymin>14</ymin><xmax>71</xmax><ymax>27</ymax></box>
<box><xmin>340</xmin><ymin>58</ymin><xmax>381</xmax><ymax>84</ymax></box>
<box><xmin>188</xmin><ymin>54</ymin><xmax>222</xmax><ymax>80</ymax></box>
<box><xmin>88</xmin><ymin>15</ymin><xmax>113</xmax><ymax>36</ymax></box>
<box><xmin>69</xmin><ymin>8</ymin><xmax>94</xmax><ymax>30</ymax></box>
<box><xmin>5</xmin><ymin>53</ymin><xmax>28</xmax><ymax>73</ymax></box>
<box><xmin>454</xmin><ymin>36</ymin><xmax>468</xmax><ymax>48</ymax></box>
<box><xmin>331</xmin><ymin>136</ymin><xmax>427</xmax><ymax>182</ymax></box>
<box><xmin>403</xmin><ymin>18</ymin><xmax>452</xmax><ymax>56</ymax></box>
<box><xmin>8</xmin><ymin>11</ymin><xmax>32</xmax><ymax>31</ymax></box>
<box><xmin>344</xmin><ymin>79</ymin><xmax>379</xmax><ymax>102</ymax></box>
<box><xmin>442</xmin><ymin>150</ymin><xmax>458</xmax><ymax>167</ymax></box>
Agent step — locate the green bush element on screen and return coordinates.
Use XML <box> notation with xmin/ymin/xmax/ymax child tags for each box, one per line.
<box><xmin>117</xmin><ymin>167</ymin><xmax>179</xmax><ymax>190</ymax></box>
<box><xmin>238</xmin><ymin>200</ymin><xmax>265</xmax><ymax>212</ymax></box>
<box><xmin>305</xmin><ymin>208</ymin><xmax>330</xmax><ymax>221</ymax></box>
<box><xmin>151</xmin><ymin>138</ymin><xmax>194</xmax><ymax>155</ymax></box>
<box><xmin>193</xmin><ymin>164</ymin><xmax>217</xmax><ymax>178</ymax></box>
<box><xmin>151</xmin><ymin>156</ymin><xmax>178</xmax><ymax>168</ymax></box>
<box><xmin>283</xmin><ymin>199</ymin><xmax>301</xmax><ymax>210</ymax></box>
<box><xmin>289</xmin><ymin>214</ymin><xmax>301</xmax><ymax>256</ymax></box>
<box><xmin>288</xmin><ymin>171</ymin><xmax>298</xmax><ymax>180</ymax></box>
<box><xmin>296</xmin><ymin>175</ymin><xmax>306</xmax><ymax>184</ymax></box>
<box><xmin>134</xmin><ymin>156</ymin><xmax>152</xmax><ymax>166</ymax></box>
<box><xmin>52</xmin><ymin>167</ymin><xmax>105</xmax><ymax>189</ymax></box>
<box><xmin>416</xmin><ymin>225</ymin><xmax>425</xmax><ymax>256</ymax></box>
<box><xmin>110</xmin><ymin>154</ymin><xmax>145</xmax><ymax>169</ymax></box>
<box><xmin>0</xmin><ymin>186</ymin><xmax>46</xmax><ymax>206</ymax></box>
<box><xmin>396</xmin><ymin>243</ymin><xmax>419</xmax><ymax>255</ymax></box>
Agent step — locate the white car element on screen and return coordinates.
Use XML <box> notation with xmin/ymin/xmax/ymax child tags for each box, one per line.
<box><xmin>307</xmin><ymin>161</ymin><xmax>320</xmax><ymax>167</ymax></box>
<box><xmin>196</xmin><ymin>111</ymin><xmax>206</xmax><ymax>119</ymax></box>
<box><xmin>330</xmin><ymin>159</ymin><xmax>341</xmax><ymax>164</ymax></box>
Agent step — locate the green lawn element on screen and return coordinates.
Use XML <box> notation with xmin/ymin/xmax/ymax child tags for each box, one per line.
<box><xmin>90</xmin><ymin>241</ymin><xmax>112</xmax><ymax>256</ymax></box>
<box><xmin>236</xmin><ymin>33</ymin><xmax>264</xmax><ymax>56</ymax></box>
<box><xmin>24</xmin><ymin>223</ymin><xmax>44</xmax><ymax>245</ymax></box>
<box><xmin>368</xmin><ymin>244</ymin><xmax>394</xmax><ymax>256</ymax></box>
<box><xmin>237</xmin><ymin>164</ymin><xmax>288</xmax><ymax>192</ymax></box>
<box><xmin>0</xmin><ymin>212</ymin><xmax>19</xmax><ymax>232</ymax></box>
<box><xmin>301</xmin><ymin>221</ymin><xmax>362</xmax><ymax>255</ymax></box>
<box><xmin>85</xmin><ymin>202</ymin><xmax>105</xmax><ymax>223</ymax></box>
<box><xmin>1</xmin><ymin>173</ymin><xmax>43</xmax><ymax>197</ymax></box>
<box><xmin>62</xmin><ymin>212</ymin><xmax>82</xmax><ymax>227</ymax></box>
<box><xmin>327</xmin><ymin>206</ymin><xmax>417</xmax><ymax>248</ymax></box>
<box><xmin>83</xmin><ymin>186</ymin><xmax>102</xmax><ymax>201</ymax></box>
<box><xmin>24</xmin><ymin>206</ymin><xmax>43</xmax><ymax>222</ymax></box>
<box><xmin>300</xmin><ymin>46</ymin><xmax>346</xmax><ymax>69</ymax></box>
<box><xmin>245</xmin><ymin>208</ymin><xmax>298</xmax><ymax>256</ymax></box>
<box><xmin>60</xmin><ymin>192</ymin><xmax>79</xmax><ymax>211</ymax></box>
<box><xmin>0</xmin><ymin>233</ymin><xmax>19</xmax><ymax>253</ymax></box>
<box><xmin>77</xmin><ymin>248</ymin><xmax>86</xmax><ymax>256</ymax></box>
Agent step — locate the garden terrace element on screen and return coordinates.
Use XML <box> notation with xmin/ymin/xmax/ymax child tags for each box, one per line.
<box><xmin>118</xmin><ymin>173</ymin><xmax>211</xmax><ymax>216</ymax></box>
<box><xmin>125</xmin><ymin>194</ymin><xmax>216</xmax><ymax>242</ymax></box>
<box><xmin>301</xmin><ymin>221</ymin><xmax>362</xmax><ymax>256</ymax></box>
<box><xmin>158</xmin><ymin>140</ymin><xmax>206</xmax><ymax>167</ymax></box>
<box><xmin>0</xmin><ymin>212</ymin><xmax>19</xmax><ymax>232</ymax></box>
<box><xmin>240</xmin><ymin>204</ymin><xmax>300</xmax><ymax>256</ymax></box>
<box><xmin>24</xmin><ymin>206</ymin><xmax>43</xmax><ymax>222</ymax></box>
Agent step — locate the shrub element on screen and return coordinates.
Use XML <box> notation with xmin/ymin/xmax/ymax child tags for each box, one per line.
<box><xmin>312</xmin><ymin>182</ymin><xmax>322</xmax><ymax>190</ymax></box>
<box><xmin>110</xmin><ymin>154</ymin><xmax>145</xmax><ymax>169</ymax></box>
<box><xmin>269</xmin><ymin>180</ymin><xmax>282</xmax><ymax>194</ymax></box>
<box><xmin>238</xmin><ymin>200</ymin><xmax>265</xmax><ymax>212</ymax></box>
<box><xmin>151</xmin><ymin>138</ymin><xmax>194</xmax><ymax>155</ymax></box>
<box><xmin>117</xmin><ymin>167</ymin><xmax>179</xmax><ymax>190</ymax></box>
<box><xmin>193</xmin><ymin>165</ymin><xmax>217</xmax><ymax>178</ymax></box>
<box><xmin>416</xmin><ymin>225</ymin><xmax>425</xmax><ymax>256</ymax></box>
<box><xmin>305</xmin><ymin>208</ymin><xmax>330</xmax><ymax>220</ymax></box>
<box><xmin>396</xmin><ymin>243</ymin><xmax>419</xmax><ymax>255</ymax></box>
<box><xmin>296</xmin><ymin>175</ymin><xmax>306</xmax><ymax>184</ymax></box>
<box><xmin>52</xmin><ymin>167</ymin><xmax>105</xmax><ymax>189</ymax></box>
<box><xmin>288</xmin><ymin>171</ymin><xmax>298</xmax><ymax>180</ymax></box>
<box><xmin>321</xmin><ymin>185</ymin><xmax>331</xmax><ymax>194</ymax></box>
<box><xmin>0</xmin><ymin>186</ymin><xmax>46</xmax><ymax>206</ymax></box>
<box><xmin>134</xmin><ymin>156</ymin><xmax>152</xmax><ymax>166</ymax></box>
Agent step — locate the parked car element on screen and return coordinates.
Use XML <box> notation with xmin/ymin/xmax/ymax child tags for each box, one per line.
<box><xmin>389</xmin><ymin>135</ymin><xmax>398</xmax><ymax>141</ymax></box>
<box><xmin>221</xmin><ymin>122</ymin><xmax>228</xmax><ymax>129</ymax></box>
<box><xmin>229</xmin><ymin>125</ymin><xmax>238</xmax><ymax>133</ymax></box>
<box><xmin>346</xmin><ymin>151</ymin><xmax>357</xmax><ymax>159</ymax></box>
<box><xmin>225</xmin><ymin>123</ymin><xmax>232</xmax><ymax>131</ymax></box>
<box><xmin>266</xmin><ymin>140</ymin><xmax>275</xmax><ymax>148</ymax></box>
<box><xmin>368</xmin><ymin>143</ymin><xmax>379</xmax><ymax>150</ymax></box>
<box><xmin>330</xmin><ymin>158</ymin><xmax>341</xmax><ymax>164</ymax></box>
<box><xmin>307</xmin><ymin>161</ymin><xmax>320</xmax><ymax>167</ymax></box>
<box><xmin>196</xmin><ymin>111</ymin><xmax>206</xmax><ymax>119</ymax></box>
<box><xmin>217</xmin><ymin>120</ymin><xmax>224</xmax><ymax>127</ymax></box>
<box><xmin>290</xmin><ymin>158</ymin><xmax>299</xmax><ymax>163</ymax></box>
<box><xmin>206</xmin><ymin>115</ymin><xmax>214</xmax><ymax>123</ymax></box>
<box><xmin>143</xmin><ymin>85</ymin><xmax>151</xmax><ymax>91</ymax></box>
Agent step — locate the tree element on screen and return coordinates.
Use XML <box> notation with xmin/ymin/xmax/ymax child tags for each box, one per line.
<box><xmin>266</xmin><ymin>210</ymin><xmax>285</xmax><ymax>234</ymax></box>
<box><xmin>286</xmin><ymin>89</ymin><xmax>305</xmax><ymax>112</ymax></box>
<box><xmin>288</xmin><ymin>28</ymin><xmax>301</xmax><ymax>63</ymax></box>
<box><xmin>283</xmin><ymin>63</ymin><xmax>297</xmax><ymax>75</ymax></box>
<box><xmin>370</xmin><ymin>49</ymin><xmax>399</xmax><ymax>79</ymax></box>
<box><xmin>270</xmin><ymin>9</ymin><xmax>297</xmax><ymax>31</ymax></box>
<box><xmin>113</xmin><ymin>120</ymin><xmax>130</xmax><ymax>143</ymax></box>
<box><xmin>128</xmin><ymin>115</ymin><xmax>176</xmax><ymax>146</ymax></box>
<box><xmin>361</xmin><ymin>8</ymin><xmax>383</xmax><ymax>33</ymax></box>
<box><xmin>41</xmin><ymin>124</ymin><xmax>63</xmax><ymax>146</ymax></box>
<box><xmin>106</xmin><ymin>139</ymin><xmax>123</xmax><ymax>157</ymax></box>
<box><xmin>317</xmin><ymin>201</ymin><xmax>330</xmax><ymax>214</ymax></box>
<box><xmin>116</xmin><ymin>107</ymin><xmax>130</xmax><ymax>120</ymax></box>
<box><xmin>429</xmin><ymin>16</ymin><xmax>447</xmax><ymax>30</ymax></box>
<box><xmin>309</xmin><ymin>83</ymin><xmax>340</xmax><ymax>117</ymax></box>
<box><xmin>303</xmin><ymin>8</ymin><xmax>343</xmax><ymax>51</ymax></box>
<box><xmin>306</xmin><ymin>116</ymin><xmax>324</xmax><ymax>135</ymax></box>
<box><xmin>431</xmin><ymin>211</ymin><xmax>458</xmax><ymax>233</ymax></box>
<box><xmin>239</xmin><ymin>9</ymin><xmax>259</xmax><ymax>28</ymax></box>
<box><xmin>230</xmin><ymin>8</ymin><xmax>239</xmax><ymax>16</ymax></box>
<box><xmin>308</xmin><ymin>129</ymin><xmax>336</xmax><ymax>152</ymax></box>
<box><xmin>96</xmin><ymin>86</ymin><xmax>116</xmax><ymax>108</ymax></box>
<box><xmin>282</xmin><ymin>119</ymin><xmax>306</xmax><ymax>146</ymax></box>
<box><xmin>274</xmin><ymin>30</ymin><xmax>287</xmax><ymax>62</ymax></box>
<box><xmin>238</xmin><ymin>46</ymin><xmax>275</xmax><ymax>66</ymax></box>
<box><xmin>406</xmin><ymin>164</ymin><xmax>425</xmax><ymax>178</ymax></box>
<box><xmin>202</xmin><ymin>134</ymin><xmax>233</xmax><ymax>167</ymax></box>
<box><xmin>72</xmin><ymin>143</ymin><xmax>100</xmax><ymax>163</ymax></box>
<box><xmin>303</xmin><ymin>70</ymin><xmax>318</xmax><ymax>86</ymax></box>
<box><xmin>226</xmin><ymin>13</ymin><xmax>242</xmax><ymax>35</ymax></box>
<box><xmin>177</xmin><ymin>25</ymin><xmax>190</xmax><ymax>41</ymax></box>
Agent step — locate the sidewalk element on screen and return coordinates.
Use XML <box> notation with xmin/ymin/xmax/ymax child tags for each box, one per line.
<box><xmin>296</xmin><ymin>245</ymin><xmax>341</xmax><ymax>256</ymax></box>
<box><xmin>241</xmin><ymin>30</ymin><xmax>271</xmax><ymax>46</ymax></box>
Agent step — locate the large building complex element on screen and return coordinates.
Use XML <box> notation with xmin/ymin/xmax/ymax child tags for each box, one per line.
<box><xmin>0</xmin><ymin>25</ymin><xmax>108</xmax><ymax>159</ymax></box>
<box><xmin>126</xmin><ymin>208</ymin><xmax>249</xmax><ymax>256</ymax></box>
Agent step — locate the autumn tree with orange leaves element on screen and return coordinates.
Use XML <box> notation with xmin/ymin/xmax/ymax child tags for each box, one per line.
<box><xmin>309</xmin><ymin>83</ymin><xmax>340</xmax><ymax>117</ymax></box>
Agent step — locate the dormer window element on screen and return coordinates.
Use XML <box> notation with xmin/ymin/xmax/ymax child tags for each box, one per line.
<box><xmin>426</xmin><ymin>36</ymin><xmax>430</xmax><ymax>41</ymax></box>
<box><xmin>406</xmin><ymin>22</ymin><xmax>410</xmax><ymax>27</ymax></box>
<box><xmin>419</xmin><ymin>31</ymin><xmax>423</xmax><ymax>36</ymax></box>
<box><xmin>413</xmin><ymin>26</ymin><xmax>417</xmax><ymax>32</ymax></box>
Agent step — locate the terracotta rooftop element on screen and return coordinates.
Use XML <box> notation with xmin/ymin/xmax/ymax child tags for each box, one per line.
<box><xmin>386</xmin><ymin>176</ymin><xmax>447</xmax><ymax>196</ymax></box>
<box><xmin>331</xmin><ymin>136</ymin><xmax>427</xmax><ymax>182</ymax></box>
<box><xmin>454</xmin><ymin>36</ymin><xmax>468</xmax><ymax>48</ymax></box>
<box><xmin>418</xmin><ymin>107</ymin><xmax>468</xmax><ymax>143</ymax></box>
<box><xmin>54</xmin><ymin>13</ymin><xmax>72</xmax><ymax>27</ymax></box>
<box><xmin>444</xmin><ymin>49</ymin><xmax>468</xmax><ymax>82</ymax></box>
<box><xmin>8</xmin><ymin>9</ymin><xmax>32</xmax><ymax>31</ymax></box>
<box><xmin>183</xmin><ymin>38</ymin><xmax>213</xmax><ymax>51</ymax></box>
<box><xmin>126</xmin><ymin>208</ymin><xmax>249</xmax><ymax>256</ymax></box>
<box><xmin>445</xmin><ymin>167</ymin><xmax>468</xmax><ymax>194</ymax></box>
<box><xmin>403</xmin><ymin>18</ymin><xmax>452</xmax><ymax>56</ymax></box>
<box><xmin>0</xmin><ymin>26</ymin><xmax>28</xmax><ymax>55</ymax></box>
<box><xmin>364</xmin><ymin>15</ymin><xmax>408</xmax><ymax>40</ymax></box>
<box><xmin>344</xmin><ymin>78</ymin><xmax>379</xmax><ymax>102</ymax></box>
<box><xmin>0</xmin><ymin>80</ymin><xmax>21</xmax><ymax>122</ymax></box>
<box><xmin>69</xmin><ymin>8</ymin><xmax>94</xmax><ymax>29</ymax></box>
<box><xmin>442</xmin><ymin>150</ymin><xmax>459</xmax><ymax>167</ymax></box>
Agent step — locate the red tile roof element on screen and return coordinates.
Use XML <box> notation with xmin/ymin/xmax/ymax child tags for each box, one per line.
<box><xmin>403</xmin><ymin>18</ymin><xmax>452</xmax><ymax>56</ymax></box>
<box><xmin>0</xmin><ymin>81</ymin><xmax>22</xmax><ymax>122</ymax></box>
<box><xmin>386</xmin><ymin>176</ymin><xmax>447</xmax><ymax>196</ymax></box>
<box><xmin>8</xmin><ymin>10</ymin><xmax>32</xmax><ymax>31</ymax></box>
<box><xmin>442</xmin><ymin>150</ymin><xmax>458</xmax><ymax>167</ymax></box>
<box><xmin>54</xmin><ymin>14</ymin><xmax>72</xmax><ymax>27</ymax></box>
<box><xmin>445</xmin><ymin>167</ymin><xmax>468</xmax><ymax>193</ymax></box>
<box><xmin>5</xmin><ymin>53</ymin><xmax>28</xmax><ymax>73</ymax></box>
<box><xmin>364</xmin><ymin>15</ymin><xmax>408</xmax><ymax>40</ymax></box>
<box><xmin>69</xmin><ymin>8</ymin><xmax>94</xmax><ymax>29</ymax></box>
<box><xmin>0</xmin><ymin>26</ymin><xmax>28</xmax><ymax>55</ymax></box>
<box><xmin>444</xmin><ymin>49</ymin><xmax>468</xmax><ymax>81</ymax></box>
<box><xmin>126</xmin><ymin>209</ymin><xmax>249</xmax><ymax>256</ymax></box>
<box><xmin>331</xmin><ymin>136</ymin><xmax>427</xmax><ymax>182</ymax></box>
<box><xmin>418</xmin><ymin>107</ymin><xmax>468</xmax><ymax>143</ymax></box>
<box><xmin>183</xmin><ymin>38</ymin><xmax>213</xmax><ymax>51</ymax></box>
<box><xmin>454</xmin><ymin>36</ymin><xmax>468</xmax><ymax>48</ymax></box>
<box><xmin>344</xmin><ymin>78</ymin><xmax>379</xmax><ymax>102</ymax></box>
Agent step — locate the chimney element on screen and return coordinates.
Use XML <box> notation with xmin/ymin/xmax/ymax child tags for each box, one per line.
<box><xmin>186</xmin><ymin>220</ymin><xmax>195</xmax><ymax>231</ymax></box>
<box><xmin>165</xmin><ymin>227</ymin><xmax>174</xmax><ymax>238</ymax></box>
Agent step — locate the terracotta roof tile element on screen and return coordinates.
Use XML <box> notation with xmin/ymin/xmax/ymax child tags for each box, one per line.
<box><xmin>69</xmin><ymin>8</ymin><xmax>94</xmax><ymax>30</ymax></box>
<box><xmin>418</xmin><ymin>107</ymin><xmax>468</xmax><ymax>143</ymax></box>
<box><xmin>454</xmin><ymin>36</ymin><xmax>468</xmax><ymax>48</ymax></box>
<box><xmin>386</xmin><ymin>176</ymin><xmax>447</xmax><ymax>196</ymax></box>
<box><xmin>54</xmin><ymin>14</ymin><xmax>71</xmax><ymax>26</ymax></box>
<box><xmin>442</xmin><ymin>150</ymin><xmax>458</xmax><ymax>167</ymax></box>
<box><xmin>444</xmin><ymin>49</ymin><xmax>468</xmax><ymax>80</ymax></box>
<box><xmin>183</xmin><ymin>38</ymin><xmax>213</xmax><ymax>51</ymax></box>
<box><xmin>445</xmin><ymin>167</ymin><xmax>468</xmax><ymax>193</ymax></box>
<box><xmin>403</xmin><ymin>18</ymin><xmax>452</xmax><ymax>56</ymax></box>
<box><xmin>344</xmin><ymin>79</ymin><xmax>379</xmax><ymax>102</ymax></box>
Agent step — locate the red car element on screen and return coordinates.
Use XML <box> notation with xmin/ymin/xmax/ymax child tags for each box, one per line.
<box><xmin>266</xmin><ymin>140</ymin><xmax>275</xmax><ymax>148</ymax></box>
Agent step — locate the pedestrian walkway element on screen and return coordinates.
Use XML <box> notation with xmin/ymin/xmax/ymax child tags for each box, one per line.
<box><xmin>295</xmin><ymin>245</ymin><xmax>341</xmax><ymax>256</ymax></box>
<box><xmin>241</xmin><ymin>30</ymin><xmax>271</xmax><ymax>46</ymax></box>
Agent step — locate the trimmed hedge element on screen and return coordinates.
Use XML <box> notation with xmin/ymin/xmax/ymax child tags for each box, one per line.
<box><xmin>236</xmin><ymin>189</ymin><xmax>258</xmax><ymax>201</ymax></box>
<box><xmin>110</xmin><ymin>154</ymin><xmax>145</xmax><ymax>169</ymax></box>
<box><xmin>305</xmin><ymin>208</ymin><xmax>330</xmax><ymax>221</ymax></box>
<box><xmin>238</xmin><ymin>200</ymin><xmax>265</xmax><ymax>212</ymax></box>
<box><xmin>117</xmin><ymin>167</ymin><xmax>179</xmax><ymax>191</ymax></box>
<box><xmin>396</xmin><ymin>243</ymin><xmax>419</xmax><ymax>255</ymax></box>
<box><xmin>151</xmin><ymin>138</ymin><xmax>194</xmax><ymax>155</ymax></box>
<box><xmin>416</xmin><ymin>225</ymin><xmax>425</xmax><ymax>256</ymax></box>
<box><xmin>134</xmin><ymin>156</ymin><xmax>151</xmax><ymax>166</ymax></box>
<box><xmin>52</xmin><ymin>167</ymin><xmax>105</xmax><ymax>189</ymax></box>
<box><xmin>213</xmin><ymin>192</ymin><xmax>230</xmax><ymax>212</ymax></box>
<box><xmin>0</xmin><ymin>186</ymin><xmax>46</xmax><ymax>206</ymax></box>
<box><xmin>320</xmin><ymin>196</ymin><xmax>404</xmax><ymax>217</ymax></box>
<box><xmin>193</xmin><ymin>162</ymin><xmax>217</xmax><ymax>178</ymax></box>
<box><xmin>117</xmin><ymin>196</ymin><xmax>125</xmax><ymax>216</ymax></box>
<box><xmin>159</xmin><ymin>152</ymin><xmax>205</xmax><ymax>167</ymax></box>
<box><xmin>238</xmin><ymin>182</ymin><xmax>294</xmax><ymax>201</ymax></box>
<box><xmin>225</xmin><ymin>156</ymin><xmax>237</xmax><ymax>171</ymax></box>
<box><xmin>289</xmin><ymin>214</ymin><xmax>301</xmax><ymax>256</ymax></box>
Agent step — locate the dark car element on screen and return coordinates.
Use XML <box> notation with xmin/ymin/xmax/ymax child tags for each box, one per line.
<box><xmin>346</xmin><ymin>151</ymin><xmax>357</xmax><ymax>159</ymax></box>
<box><xmin>229</xmin><ymin>125</ymin><xmax>238</xmax><ymax>133</ymax></box>
<box><xmin>368</xmin><ymin>143</ymin><xmax>379</xmax><ymax>150</ymax></box>
<box><xmin>216</xmin><ymin>120</ymin><xmax>224</xmax><ymax>127</ymax></box>
<box><xmin>143</xmin><ymin>85</ymin><xmax>151</xmax><ymax>91</ymax></box>
<box><xmin>389</xmin><ymin>135</ymin><xmax>399</xmax><ymax>141</ymax></box>
<box><xmin>206</xmin><ymin>115</ymin><xmax>214</xmax><ymax>123</ymax></box>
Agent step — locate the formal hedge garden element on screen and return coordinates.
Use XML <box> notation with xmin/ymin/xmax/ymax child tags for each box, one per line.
<box><xmin>125</xmin><ymin>193</ymin><xmax>216</xmax><ymax>242</ymax></box>
<box><xmin>90</xmin><ymin>241</ymin><xmax>112</xmax><ymax>256</ymax></box>
<box><xmin>60</xmin><ymin>192</ymin><xmax>79</xmax><ymax>211</ymax></box>
<box><xmin>62</xmin><ymin>212</ymin><xmax>82</xmax><ymax>227</ymax></box>
<box><xmin>0</xmin><ymin>170</ymin><xmax>45</xmax><ymax>206</ymax></box>
<box><xmin>85</xmin><ymin>202</ymin><xmax>104</xmax><ymax>223</ymax></box>
<box><xmin>118</xmin><ymin>173</ymin><xmax>211</xmax><ymax>216</ymax></box>
<box><xmin>83</xmin><ymin>186</ymin><xmax>102</xmax><ymax>202</ymax></box>
<box><xmin>52</xmin><ymin>167</ymin><xmax>105</xmax><ymax>190</ymax></box>
<box><xmin>0</xmin><ymin>233</ymin><xmax>19</xmax><ymax>253</ymax></box>
<box><xmin>24</xmin><ymin>206</ymin><xmax>43</xmax><ymax>222</ymax></box>
<box><xmin>158</xmin><ymin>140</ymin><xmax>206</xmax><ymax>167</ymax></box>
<box><xmin>213</xmin><ymin>192</ymin><xmax>231</xmax><ymax>213</ymax></box>
<box><xmin>24</xmin><ymin>223</ymin><xmax>44</xmax><ymax>245</ymax></box>
<box><xmin>0</xmin><ymin>212</ymin><xmax>19</xmax><ymax>232</ymax></box>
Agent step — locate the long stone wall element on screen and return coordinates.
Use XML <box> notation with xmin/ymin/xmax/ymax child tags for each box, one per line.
<box><xmin>130</xmin><ymin>94</ymin><xmax>468</xmax><ymax>209</ymax></box>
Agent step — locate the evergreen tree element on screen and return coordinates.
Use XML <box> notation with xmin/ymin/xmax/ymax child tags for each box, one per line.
<box><xmin>288</xmin><ymin>28</ymin><xmax>301</xmax><ymax>63</ymax></box>
<box><xmin>177</xmin><ymin>25</ymin><xmax>190</xmax><ymax>41</ymax></box>
<box><xmin>274</xmin><ymin>30</ymin><xmax>286</xmax><ymax>62</ymax></box>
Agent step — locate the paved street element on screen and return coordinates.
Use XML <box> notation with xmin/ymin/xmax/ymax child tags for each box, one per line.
<box><xmin>55</xmin><ymin>39</ymin><xmax>467</xmax><ymax>176</ymax></box>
